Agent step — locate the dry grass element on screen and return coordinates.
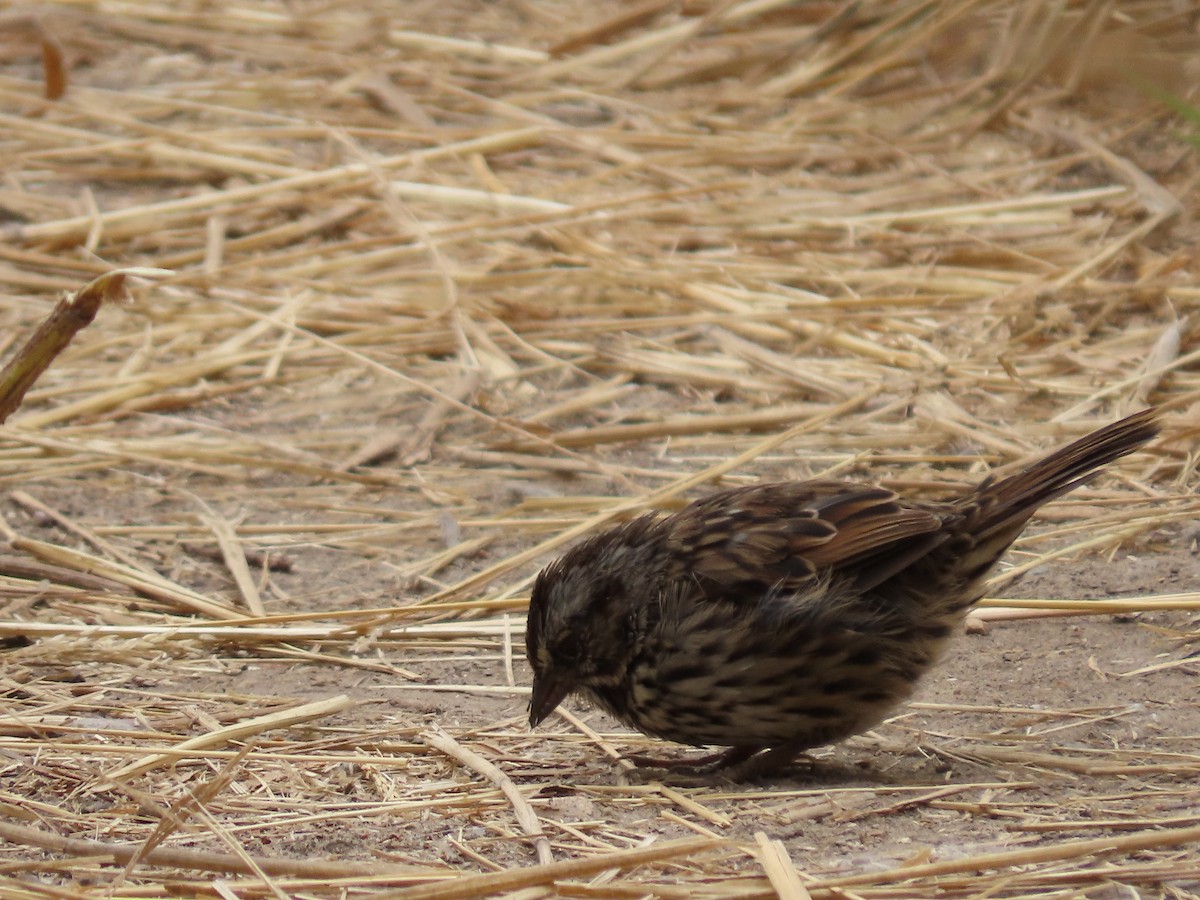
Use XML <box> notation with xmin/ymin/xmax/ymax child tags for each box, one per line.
<box><xmin>1</xmin><ymin>0</ymin><xmax>1199</xmax><ymax>897</ymax></box>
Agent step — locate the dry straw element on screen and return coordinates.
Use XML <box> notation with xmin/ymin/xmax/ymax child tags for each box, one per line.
<box><xmin>0</xmin><ymin>0</ymin><xmax>1197</xmax><ymax>897</ymax></box>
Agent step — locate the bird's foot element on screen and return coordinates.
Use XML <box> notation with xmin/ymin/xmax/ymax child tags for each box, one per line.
<box><xmin>620</xmin><ymin>745</ymin><xmax>810</xmax><ymax>784</ymax></box>
<box><xmin>624</xmin><ymin>745</ymin><xmax>755</xmax><ymax>771</ymax></box>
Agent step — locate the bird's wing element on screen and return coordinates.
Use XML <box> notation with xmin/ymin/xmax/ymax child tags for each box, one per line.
<box><xmin>664</xmin><ymin>481</ymin><xmax>946</xmax><ymax>596</ymax></box>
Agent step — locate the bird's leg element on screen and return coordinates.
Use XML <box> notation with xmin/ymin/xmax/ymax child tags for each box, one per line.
<box><xmin>621</xmin><ymin>744</ymin><xmax>810</xmax><ymax>786</ymax></box>
<box><xmin>718</xmin><ymin>743</ymin><xmax>812</xmax><ymax>781</ymax></box>
<box><xmin>625</xmin><ymin>745</ymin><xmax>758</xmax><ymax>772</ymax></box>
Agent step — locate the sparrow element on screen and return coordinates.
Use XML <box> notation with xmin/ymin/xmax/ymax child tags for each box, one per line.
<box><xmin>526</xmin><ymin>408</ymin><xmax>1159</xmax><ymax>779</ymax></box>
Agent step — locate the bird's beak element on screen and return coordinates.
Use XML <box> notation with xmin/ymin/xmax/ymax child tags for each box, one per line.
<box><xmin>529</xmin><ymin>670</ymin><xmax>571</xmax><ymax>727</ymax></box>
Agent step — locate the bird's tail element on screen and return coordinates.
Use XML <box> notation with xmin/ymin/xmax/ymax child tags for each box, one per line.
<box><xmin>889</xmin><ymin>408</ymin><xmax>1160</xmax><ymax>622</ymax></box>
<box><xmin>969</xmin><ymin>407</ymin><xmax>1159</xmax><ymax>537</ymax></box>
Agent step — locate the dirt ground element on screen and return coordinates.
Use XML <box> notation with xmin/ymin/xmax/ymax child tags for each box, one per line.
<box><xmin>236</xmin><ymin>545</ymin><xmax>1200</xmax><ymax>870</ymax></box>
<box><xmin>5</xmin><ymin>472</ymin><xmax>1197</xmax><ymax>883</ymax></box>
<box><xmin>2</xmin><ymin>2</ymin><xmax>1199</xmax><ymax>897</ymax></box>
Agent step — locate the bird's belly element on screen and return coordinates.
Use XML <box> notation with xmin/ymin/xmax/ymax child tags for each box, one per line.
<box><xmin>613</xmin><ymin>626</ymin><xmax>943</xmax><ymax>749</ymax></box>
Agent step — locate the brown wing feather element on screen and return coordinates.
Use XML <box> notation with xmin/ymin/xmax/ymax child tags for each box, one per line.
<box><xmin>666</xmin><ymin>481</ymin><xmax>944</xmax><ymax>596</ymax></box>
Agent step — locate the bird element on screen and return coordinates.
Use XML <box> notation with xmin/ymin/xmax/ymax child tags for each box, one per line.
<box><xmin>525</xmin><ymin>408</ymin><xmax>1160</xmax><ymax>780</ymax></box>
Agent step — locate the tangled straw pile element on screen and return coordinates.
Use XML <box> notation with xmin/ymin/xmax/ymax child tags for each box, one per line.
<box><xmin>0</xmin><ymin>1</ymin><xmax>1197</xmax><ymax>897</ymax></box>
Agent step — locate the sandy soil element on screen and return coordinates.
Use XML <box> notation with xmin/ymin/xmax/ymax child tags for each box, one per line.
<box><xmin>2</xmin><ymin>2</ymin><xmax>1198</xmax><ymax>895</ymax></box>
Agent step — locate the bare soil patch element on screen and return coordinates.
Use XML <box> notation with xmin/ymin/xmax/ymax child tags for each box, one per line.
<box><xmin>1</xmin><ymin>2</ymin><xmax>1198</xmax><ymax>898</ymax></box>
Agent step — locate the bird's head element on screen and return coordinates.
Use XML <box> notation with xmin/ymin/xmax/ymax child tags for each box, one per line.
<box><xmin>525</xmin><ymin>518</ymin><xmax>662</xmax><ymax>727</ymax></box>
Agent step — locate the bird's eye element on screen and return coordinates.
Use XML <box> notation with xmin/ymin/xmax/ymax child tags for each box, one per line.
<box><xmin>553</xmin><ymin>630</ymin><xmax>583</xmax><ymax>664</ymax></box>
